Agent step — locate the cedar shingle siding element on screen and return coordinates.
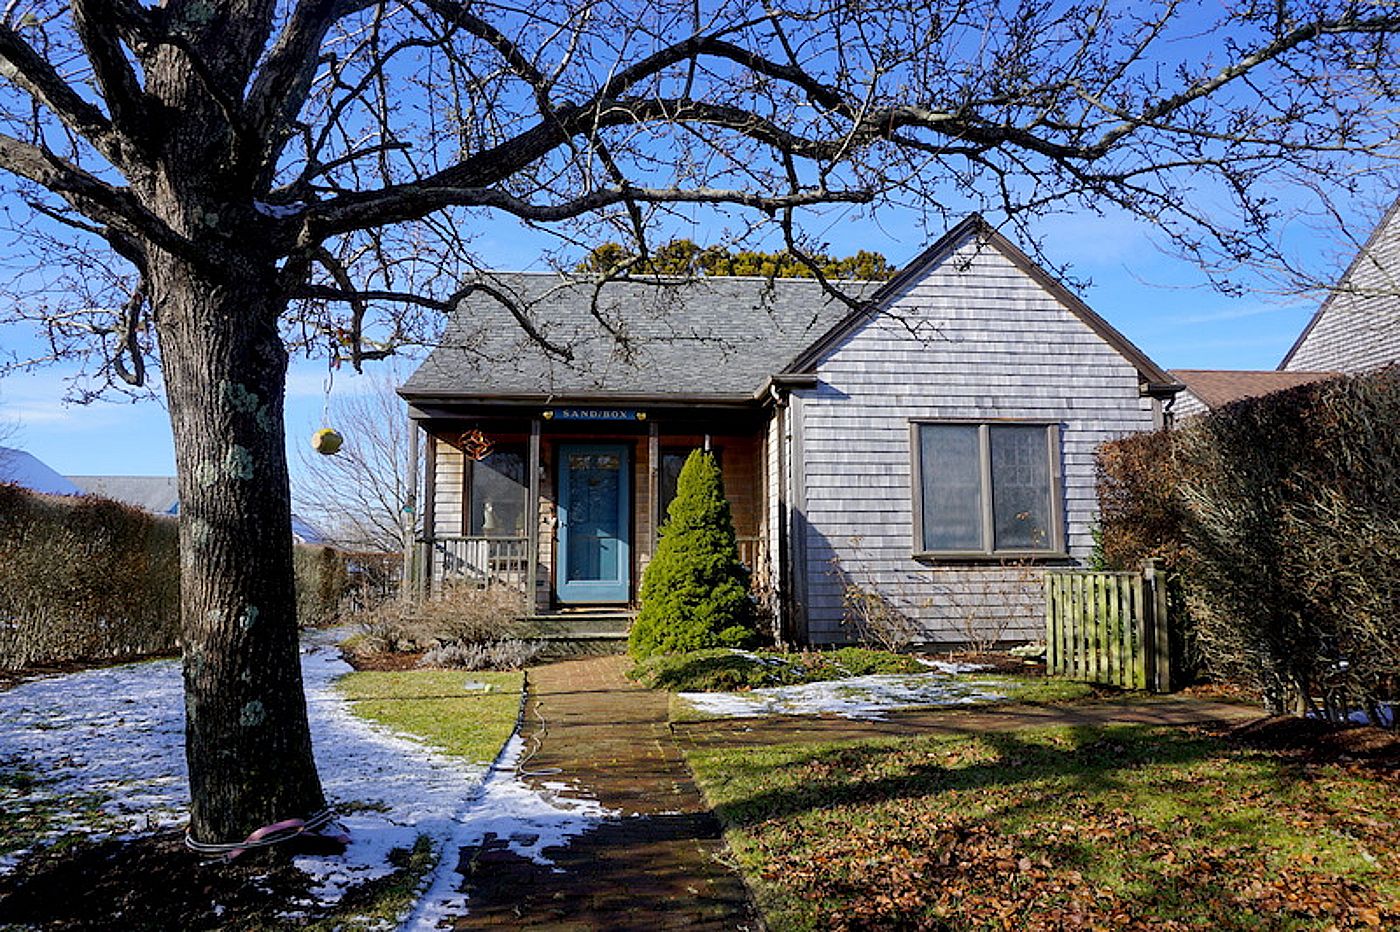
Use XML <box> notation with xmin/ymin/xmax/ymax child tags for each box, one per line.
<box><xmin>1282</xmin><ymin>199</ymin><xmax>1400</xmax><ymax>375</ymax></box>
<box><xmin>796</xmin><ymin>235</ymin><xmax>1161</xmax><ymax>645</ymax></box>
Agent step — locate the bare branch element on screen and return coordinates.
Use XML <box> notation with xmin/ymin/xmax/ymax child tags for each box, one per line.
<box><xmin>70</xmin><ymin>0</ymin><xmax>149</xmax><ymax>150</ymax></box>
<box><xmin>0</xmin><ymin>23</ymin><xmax>126</xmax><ymax>164</ymax></box>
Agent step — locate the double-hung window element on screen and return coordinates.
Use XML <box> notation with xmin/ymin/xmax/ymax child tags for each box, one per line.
<box><xmin>912</xmin><ymin>421</ymin><xmax>1064</xmax><ymax>557</ymax></box>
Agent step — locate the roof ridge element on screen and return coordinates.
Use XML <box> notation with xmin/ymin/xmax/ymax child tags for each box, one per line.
<box><xmin>469</xmin><ymin>270</ymin><xmax>883</xmax><ymax>284</ymax></box>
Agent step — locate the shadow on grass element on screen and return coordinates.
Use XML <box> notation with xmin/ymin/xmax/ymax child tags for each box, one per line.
<box><xmin>702</xmin><ymin>724</ymin><xmax>1279</xmax><ymax>829</ymax></box>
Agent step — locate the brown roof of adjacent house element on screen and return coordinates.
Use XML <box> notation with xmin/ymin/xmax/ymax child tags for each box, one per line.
<box><xmin>1169</xmin><ymin>369</ymin><xmax>1340</xmax><ymax>410</ymax></box>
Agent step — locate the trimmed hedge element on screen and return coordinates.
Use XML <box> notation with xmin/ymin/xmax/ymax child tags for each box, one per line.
<box><xmin>0</xmin><ymin>483</ymin><xmax>368</xmax><ymax>669</ymax></box>
<box><xmin>1097</xmin><ymin>367</ymin><xmax>1399</xmax><ymax>722</ymax></box>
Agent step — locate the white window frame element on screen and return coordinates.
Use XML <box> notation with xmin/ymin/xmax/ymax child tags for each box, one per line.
<box><xmin>909</xmin><ymin>419</ymin><xmax>1066</xmax><ymax>559</ymax></box>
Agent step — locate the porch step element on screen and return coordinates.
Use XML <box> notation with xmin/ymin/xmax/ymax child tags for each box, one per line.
<box><xmin>522</xmin><ymin>612</ymin><xmax>636</xmax><ymax>639</ymax></box>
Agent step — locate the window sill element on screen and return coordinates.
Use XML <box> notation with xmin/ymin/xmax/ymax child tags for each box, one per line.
<box><xmin>912</xmin><ymin>551</ymin><xmax>1072</xmax><ymax>565</ymax></box>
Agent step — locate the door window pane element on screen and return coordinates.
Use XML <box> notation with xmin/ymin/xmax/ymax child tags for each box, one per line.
<box><xmin>989</xmin><ymin>426</ymin><xmax>1053</xmax><ymax>550</ymax></box>
<box><xmin>469</xmin><ymin>447</ymin><xmax>526</xmax><ymax>536</ymax></box>
<box><xmin>919</xmin><ymin>425</ymin><xmax>983</xmax><ymax>551</ymax></box>
<box><xmin>565</xmin><ymin>451</ymin><xmax>621</xmax><ymax>582</ymax></box>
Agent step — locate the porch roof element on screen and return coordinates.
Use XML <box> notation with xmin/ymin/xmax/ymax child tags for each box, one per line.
<box><xmin>400</xmin><ymin>273</ymin><xmax>881</xmax><ymax>402</ymax></box>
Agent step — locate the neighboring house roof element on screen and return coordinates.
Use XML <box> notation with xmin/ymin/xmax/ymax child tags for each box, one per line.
<box><xmin>401</xmin><ymin>274</ymin><xmax>881</xmax><ymax>402</ymax></box>
<box><xmin>290</xmin><ymin>514</ymin><xmax>333</xmax><ymax>545</ymax></box>
<box><xmin>0</xmin><ymin>447</ymin><xmax>83</xmax><ymax>495</ymax></box>
<box><xmin>1169</xmin><ymin>369</ymin><xmax>1340</xmax><ymax>417</ymax></box>
<box><xmin>1281</xmin><ymin>196</ymin><xmax>1400</xmax><ymax>374</ymax></box>
<box><xmin>402</xmin><ymin>214</ymin><xmax>1179</xmax><ymax>405</ymax></box>
<box><xmin>66</xmin><ymin>475</ymin><xmax>180</xmax><ymax>514</ymax></box>
<box><xmin>61</xmin><ymin>473</ymin><xmax>330</xmax><ymax>543</ymax></box>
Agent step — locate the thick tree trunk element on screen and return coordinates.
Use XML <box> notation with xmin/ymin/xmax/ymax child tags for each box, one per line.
<box><xmin>152</xmin><ymin>254</ymin><xmax>326</xmax><ymax>845</ymax></box>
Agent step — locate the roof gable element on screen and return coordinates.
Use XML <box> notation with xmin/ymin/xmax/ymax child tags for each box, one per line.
<box><xmin>787</xmin><ymin>215</ymin><xmax>1179</xmax><ymax>393</ymax></box>
<box><xmin>1280</xmin><ymin>196</ymin><xmax>1400</xmax><ymax>373</ymax></box>
<box><xmin>67</xmin><ymin>475</ymin><xmax>180</xmax><ymax>513</ymax></box>
<box><xmin>402</xmin><ymin>215</ymin><xmax>1179</xmax><ymax>403</ymax></box>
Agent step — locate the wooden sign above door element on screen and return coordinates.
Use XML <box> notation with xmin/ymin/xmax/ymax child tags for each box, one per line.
<box><xmin>543</xmin><ymin>408</ymin><xmax>647</xmax><ymax>422</ymax></box>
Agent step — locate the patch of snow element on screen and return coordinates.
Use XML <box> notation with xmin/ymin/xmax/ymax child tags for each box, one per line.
<box><xmin>1306</xmin><ymin>705</ymin><xmax>1396</xmax><ymax>728</ymax></box>
<box><xmin>253</xmin><ymin>200</ymin><xmax>306</xmax><ymax>219</ymax></box>
<box><xmin>403</xmin><ymin>735</ymin><xmax>617</xmax><ymax>931</ymax></box>
<box><xmin>679</xmin><ymin>672</ymin><xmax>1012</xmax><ymax>721</ymax></box>
<box><xmin>291</xmin><ymin>633</ymin><xmax>491</xmax><ymax>904</ymax></box>
<box><xmin>915</xmin><ymin>658</ymin><xmax>992</xmax><ymax>675</ymax></box>
<box><xmin>0</xmin><ymin>628</ymin><xmax>521</xmax><ymax>927</ymax></box>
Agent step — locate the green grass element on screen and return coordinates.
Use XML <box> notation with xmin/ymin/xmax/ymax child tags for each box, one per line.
<box><xmin>629</xmin><ymin>647</ymin><xmax>928</xmax><ymax>691</ymax></box>
<box><xmin>686</xmin><ymin>725</ymin><xmax>1400</xmax><ymax>930</ymax></box>
<box><xmin>334</xmin><ymin>668</ymin><xmax>524</xmax><ymax>764</ymax></box>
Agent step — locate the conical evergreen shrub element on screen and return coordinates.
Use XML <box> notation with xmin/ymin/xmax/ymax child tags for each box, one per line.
<box><xmin>628</xmin><ymin>449</ymin><xmax>756</xmax><ymax>658</ymax></box>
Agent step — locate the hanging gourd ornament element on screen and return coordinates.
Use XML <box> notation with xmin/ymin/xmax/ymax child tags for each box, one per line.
<box><xmin>312</xmin><ymin>428</ymin><xmax>344</xmax><ymax>455</ymax></box>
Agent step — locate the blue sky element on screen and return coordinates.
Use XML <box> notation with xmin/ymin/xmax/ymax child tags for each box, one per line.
<box><xmin>0</xmin><ymin>201</ymin><xmax>1340</xmax><ymax>483</ymax></box>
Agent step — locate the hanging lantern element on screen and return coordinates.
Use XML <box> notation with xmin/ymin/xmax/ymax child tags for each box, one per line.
<box><xmin>312</xmin><ymin>428</ymin><xmax>344</xmax><ymax>455</ymax></box>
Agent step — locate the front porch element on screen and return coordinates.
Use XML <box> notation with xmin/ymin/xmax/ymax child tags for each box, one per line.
<box><xmin>407</xmin><ymin>402</ymin><xmax>770</xmax><ymax>619</ymax></box>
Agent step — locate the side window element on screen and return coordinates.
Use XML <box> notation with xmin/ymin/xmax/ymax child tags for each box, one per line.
<box><xmin>914</xmin><ymin>422</ymin><xmax>1062</xmax><ymax>556</ymax></box>
<box><xmin>658</xmin><ymin>447</ymin><xmax>723</xmax><ymax>526</ymax></box>
<box><xmin>467</xmin><ymin>446</ymin><xmax>527</xmax><ymax>537</ymax></box>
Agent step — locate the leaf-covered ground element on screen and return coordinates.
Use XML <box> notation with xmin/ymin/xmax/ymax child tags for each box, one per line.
<box><xmin>687</xmin><ymin>723</ymin><xmax>1400</xmax><ymax>930</ymax></box>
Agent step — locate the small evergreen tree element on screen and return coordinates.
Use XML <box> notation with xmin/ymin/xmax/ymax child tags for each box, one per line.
<box><xmin>629</xmin><ymin>450</ymin><xmax>757</xmax><ymax>658</ymax></box>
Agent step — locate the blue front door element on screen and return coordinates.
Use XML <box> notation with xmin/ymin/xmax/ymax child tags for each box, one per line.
<box><xmin>557</xmin><ymin>444</ymin><xmax>630</xmax><ymax>603</ymax></box>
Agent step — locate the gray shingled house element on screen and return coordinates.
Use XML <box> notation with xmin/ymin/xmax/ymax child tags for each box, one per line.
<box><xmin>1281</xmin><ymin>196</ymin><xmax>1400</xmax><ymax>375</ymax></box>
<box><xmin>399</xmin><ymin>216</ymin><xmax>1182</xmax><ymax>646</ymax></box>
<box><xmin>1165</xmin><ymin>197</ymin><xmax>1399</xmax><ymax>421</ymax></box>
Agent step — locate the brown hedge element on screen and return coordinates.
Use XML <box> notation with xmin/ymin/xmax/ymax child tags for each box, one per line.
<box><xmin>0</xmin><ymin>484</ymin><xmax>365</xmax><ymax>669</ymax></box>
<box><xmin>1096</xmin><ymin>367</ymin><xmax>1399</xmax><ymax>722</ymax></box>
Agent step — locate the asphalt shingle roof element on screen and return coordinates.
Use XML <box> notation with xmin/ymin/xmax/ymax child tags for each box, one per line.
<box><xmin>400</xmin><ymin>273</ymin><xmax>882</xmax><ymax>400</ymax></box>
<box><xmin>1169</xmin><ymin>369</ymin><xmax>1340</xmax><ymax>410</ymax></box>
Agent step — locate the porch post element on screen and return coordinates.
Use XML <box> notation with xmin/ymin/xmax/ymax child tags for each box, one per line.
<box><xmin>527</xmin><ymin>417</ymin><xmax>542</xmax><ymax>614</ymax></box>
<box><xmin>648</xmin><ymin>419</ymin><xmax>660</xmax><ymax>557</ymax></box>
<box><xmin>423</xmin><ymin>433</ymin><xmax>438</xmax><ymax>594</ymax></box>
<box><xmin>401</xmin><ymin>416</ymin><xmax>420</xmax><ymax>600</ymax></box>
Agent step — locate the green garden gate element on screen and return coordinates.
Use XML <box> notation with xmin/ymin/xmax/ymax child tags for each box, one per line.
<box><xmin>1044</xmin><ymin>559</ymin><xmax>1171</xmax><ymax>692</ymax></box>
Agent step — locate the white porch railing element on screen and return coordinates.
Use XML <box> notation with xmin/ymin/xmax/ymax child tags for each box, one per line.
<box><xmin>422</xmin><ymin>535</ymin><xmax>530</xmax><ymax>591</ymax></box>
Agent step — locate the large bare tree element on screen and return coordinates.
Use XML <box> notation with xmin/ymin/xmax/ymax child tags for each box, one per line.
<box><xmin>1</xmin><ymin>0</ymin><xmax>1398</xmax><ymax>844</ymax></box>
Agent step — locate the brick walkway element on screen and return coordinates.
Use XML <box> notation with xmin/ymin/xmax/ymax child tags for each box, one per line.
<box><xmin>452</xmin><ymin>654</ymin><xmax>762</xmax><ymax>931</ymax></box>
<box><xmin>451</xmin><ymin>655</ymin><xmax>1260</xmax><ymax>930</ymax></box>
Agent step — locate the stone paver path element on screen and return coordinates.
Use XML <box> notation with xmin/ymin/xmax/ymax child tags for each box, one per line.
<box><xmin>452</xmin><ymin>655</ymin><xmax>1261</xmax><ymax>930</ymax></box>
<box><xmin>452</xmin><ymin>654</ymin><xmax>761</xmax><ymax>931</ymax></box>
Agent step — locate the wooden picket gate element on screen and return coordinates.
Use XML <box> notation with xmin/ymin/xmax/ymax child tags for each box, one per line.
<box><xmin>1044</xmin><ymin>559</ymin><xmax>1171</xmax><ymax>692</ymax></box>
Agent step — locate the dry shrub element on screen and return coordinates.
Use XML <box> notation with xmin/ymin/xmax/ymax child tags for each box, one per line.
<box><xmin>418</xmin><ymin>638</ymin><xmax>545</xmax><ymax>670</ymax></box>
<box><xmin>354</xmin><ymin>582</ymin><xmax>528</xmax><ymax>657</ymax></box>
<box><xmin>833</xmin><ymin>554</ymin><xmax>919</xmax><ymax>653</ymax></box>
<box><xmin>1097</xmin><ymin>367</ymin><xmax>1399</xmax><ymax>723</ymax></box>
<box><xmin>0</xmin><ymin>483</ymin><xmax>376</xmax><ymax>668</ymax></box>
<box><xmin>0</xmin><ymin>486</ymin><xmax>180</xmax><ymax>668</ymax></box>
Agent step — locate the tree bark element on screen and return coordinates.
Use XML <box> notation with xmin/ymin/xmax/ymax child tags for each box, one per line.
<box><xmin>152</xmin><ymin>252</ymin><xmax>325</xmax><ymax>844</ymax></box>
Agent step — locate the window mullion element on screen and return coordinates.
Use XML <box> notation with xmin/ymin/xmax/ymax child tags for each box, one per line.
<box><xmin>979</xmin><ymin>424</ymin><xmax>995</xmax><ymax>554</ymax></box>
